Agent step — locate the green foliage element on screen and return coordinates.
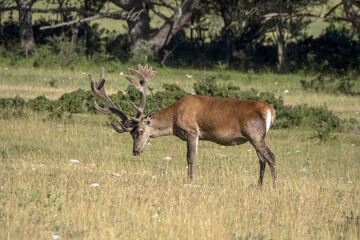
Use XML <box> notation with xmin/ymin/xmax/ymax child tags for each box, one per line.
<box><xmin>130</xmin><ymin>43</ymin><xmax>155</xmax><ymax>66</ymax></box>
<box><xmin>194</xmin><ymin>76</ymin><xmax>284</xmax><ymax>109</ymax></box>
<box><xmin>55</xmin><ymin>89</ymin><xmax>93</xmax><ymax>114</ymax></box>
<box><xmin>300</xmin><ymin>74</ymin><xmax>359</xmax><ymax>95</ymax></box>
<box><xmin>0</xmin><ymin>96</ymin><xmax>25</xmax><ymax>108</ymax></box>
<box><xmin>276</xmin><ymin>104</ymin><xmax>340</xmax><ymax>141</ymax></box>
<box><xmin>27</xmin><ymin>96</ymin><xmax>53</xmax><ymax>112</ymax></box>
<box><xmin>299</xmin><ymin>75</ymin><xmax>325</xmax><ymax>92</ymax></box>
<box><xmin>0</xmin><ymin>76</ymin><xmax>341</xmax><ymax>140</ymax></box>
<box><xmin>32</xmin><ymin>34</ymin><xmax>85</xmax><ymax>69</ymax></box>
<box><xmin>306</xmin><ymin>106</ymin><xmax>340</xmax><ymax>141</ymax></box>
<box><xmin>337</xmin><ymin>77</ymin><xmax>356</xmax><ymax>95</ymax></box>
<box><xmin>33</xmin><ymin>45</ymin><xmax>58</xmax><ymax>68</ymax></box>
<box><xmin>147</xmin><ymin>84</ymin><xmax>190</xmax><ymax>111</ymax></box>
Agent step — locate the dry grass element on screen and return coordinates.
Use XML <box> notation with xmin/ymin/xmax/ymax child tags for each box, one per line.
<box><xmin>0</xmin><ymin>112</ymin><xmax>359</xmax><ymax>240</ymax></box>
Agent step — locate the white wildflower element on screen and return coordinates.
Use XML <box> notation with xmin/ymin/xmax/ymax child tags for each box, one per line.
<box><xmin>151</xmin><ymin>176</ymin><xmax>156</xmax><ymax>180</ymax></box>
<box><xmin>120</xmin><ymin>72</ymin><xmax>124</xmax><ymax>76</ymax></box>
<box><xmin>112</xmin><ymin>173</ymin><xmax>120</xmax><ymax>177</ymax></box>
<box><xmin>164</xmin><ymin>156</ymin><xmax>172</xmax><ymax>160</ymax></box>
<box><xmin>90</xmin><ymin>183</ymin><xmax>99</xmax><ymax>188</ymax></box>
<box><xmin>284</xmin><ymin>89</ymin><xmax>289</xmax><ymax>94</ymax></box>
<box><xmin>275</xmin><ymin>82</ymin><xmax>278</xmax><ymax>85</ymax></box>
<box><xmin>183</xmin><ymin>184</ymin><xmax>200</xmax><ymax>188</ymax></box>
<box><xmin>186</xmin><ymin>74</ymin><xmax>192</xmax><ymax>79</ymax></box>
<box><xmin>300</xmin><ymin>168</ymin><xmax>306</xmax><ymax>172</ymax></box>
<box><xmin>295</xmin><ymin>150</ymin><xmax>301</xmax><ymax>153</ymax></box>
<box><xmin>52</xmin><ymin>234</ymin><xmax>61</xmax><ymax>240</ymax></box>
<box><xmin>69</xmin><ymin>159</ymin><xmax>79</xmax><ymax>163</ymax></box>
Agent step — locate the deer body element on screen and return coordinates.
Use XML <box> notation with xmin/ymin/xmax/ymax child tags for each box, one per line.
<box><xmin>148</xmin><ymin>95</ymin><xmax>274</xmax><ymax>144</ymax></box>
<box><xmin>89</xmin><ymin>65</ymin><xmax>277</xmax><ymax>188</ymax></box>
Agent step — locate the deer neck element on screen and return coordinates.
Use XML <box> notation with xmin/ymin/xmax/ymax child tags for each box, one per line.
<box><xmin>149</xmin><ymin>108</ymin><xmax>174</xmax><ymax>138</ymax></box>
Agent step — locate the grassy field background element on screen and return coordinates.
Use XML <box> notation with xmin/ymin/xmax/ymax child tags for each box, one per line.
<box><xmin>0</xmin><ymin>60</ymin><xmax>360</xmax><ymax>239</ymax></box>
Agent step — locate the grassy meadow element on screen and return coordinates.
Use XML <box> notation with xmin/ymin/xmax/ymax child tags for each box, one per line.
<box><xmin>0</xmin><ymin>61</ymin><xmax>360</xmax><ymax>239</ymax></box>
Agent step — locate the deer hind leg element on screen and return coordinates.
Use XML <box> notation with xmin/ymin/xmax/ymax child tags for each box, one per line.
<box><xmin>256</xmin><ymin>151</ymin><xmax>266</xmax><ymax>186</ymax></box>
<box><xmin>186</xmin><ymin>136</ymin><xmax>198</xmax><ymax>183</ymax></box>
<box><xmin>251</xmin><ymin>140</ymin><xmax>277</xmax><ymax>189</ymax></box>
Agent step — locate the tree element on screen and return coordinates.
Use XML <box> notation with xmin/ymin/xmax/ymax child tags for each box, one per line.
<box><xmin>204</xmin><ymin>0</ymin><xmax>267</xmax><ymax>69</ymax></box>
<box><xmin>15</xmin><ymin>0</ymin><xmax>36</xmax><ymax>55</ymax></box>
<box><xmin>265</xmin><ymin>0</ymin><xmax>327</xmax><ymax>73</ymax></box>
<box><xmin>343</xmin><ymin>0</ymin><xmax>360</xmax><ymax>36</ymax></box>
<box><xmin>109</xmin><ymin>0</ymin><xmax>200</xmax><ymax>53</ymax></box>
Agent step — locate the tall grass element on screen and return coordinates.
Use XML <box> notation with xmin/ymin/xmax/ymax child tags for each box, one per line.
<box><xmin>0</xmin><ymin>112</ymin><xmax>359</xmax><ymax>239</ymax></box>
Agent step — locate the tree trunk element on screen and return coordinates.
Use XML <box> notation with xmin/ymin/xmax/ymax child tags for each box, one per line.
<box><xmin>16</xmin><ymin>0</ymin><xmax>35</xmax><ymax>56</ymax></box>
<box><xmin>343</xmin><ymin>0</ymin><xmax>360</xmax><ymax>35</ymax></box>
<box><xmin>110</xmin><ymin>0</ymin><xmax>200</xmax><ymax>53</ymax></box>
<box><xmin>146</xmin><ymin>0</ymin><xmax>200</xmax><ymax>52</ymax></box>
<box><xmin>276</xmin><ymin>23</ymin><xmax>286</xmax><ymax>73</ymax></box>
<box><xmin>219</xmin><ymin>2</ymin><xmax>233</xmax><ymax>68</ymax></box>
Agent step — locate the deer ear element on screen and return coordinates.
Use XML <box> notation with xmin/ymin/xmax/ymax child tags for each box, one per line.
<box><xmin>144</xmin><ymin>111</ymin><xmax>155</xmax><ymax>125</ymax></box>
<box><xmin>145</xmin><ymin>111</ymin><xmax>155</xmax><ymax>120</ymax></box>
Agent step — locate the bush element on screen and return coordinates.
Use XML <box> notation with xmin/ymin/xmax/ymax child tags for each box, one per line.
<box><xmin>55</xmin><ymin>89</ymin><xmax>93</xmax><ymax>113</ymax></box>
<box><xmin>300</xmin><ymin>74</ymin><xmax>359</xmax><ymax>95</ymax></box>
<box><xmin>0</xmin><ymin>77</ymin><xmax>341</xmax><ymax>141</ymax></box>
<box><xmin>33</xmin><ymin>45</ymin><xmax>58</xmax><ymax>68</ymax></box>
<box><xmin>27</xmin><ymin>96</ymin><xmax>53</xmax><ymax>112</ymax></box>
<box><xmin>147</xmin><ymin>84</ymin><xmax>189</xmax><ymax>111</ymax></box>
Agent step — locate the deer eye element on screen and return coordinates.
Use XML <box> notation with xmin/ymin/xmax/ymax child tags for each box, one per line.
<box><xmin>138</xmin><ymin>130</ymin><xmax>144</xmax><ymax>135</ymax></box>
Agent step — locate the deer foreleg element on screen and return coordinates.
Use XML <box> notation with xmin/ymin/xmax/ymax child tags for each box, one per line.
<box><xmin>186</xmin><ymin>136</ymin><xmax>198</xmax><ymax>183</ymax></box>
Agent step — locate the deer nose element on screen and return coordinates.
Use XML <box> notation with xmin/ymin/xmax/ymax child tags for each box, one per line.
<box><xmin>133</xmin><ymin>150</ymin><xmax>140</xmax><ymax>156</ymax></box>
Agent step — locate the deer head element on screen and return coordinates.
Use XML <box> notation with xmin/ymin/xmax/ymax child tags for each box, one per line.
<box><xmin>89</xmin><ymin>64</ymin><xmax>158</xmax><ymax>155</ymax></box>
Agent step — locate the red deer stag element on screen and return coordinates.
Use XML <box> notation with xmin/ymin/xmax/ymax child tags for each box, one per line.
<box><xmin>89</xmin><ymin>64</ymin><xmax>277</xmax><ymax>188</ymax></box>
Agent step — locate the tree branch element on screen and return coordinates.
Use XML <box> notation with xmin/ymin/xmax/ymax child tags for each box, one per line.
<box><xmin>324</xmin><ymin>2</ymin><xmax>343</xmax><ymax>18</ymax></box>
<box><xmin>39</xmin><ymin>14</ymin><xmax>102</xmax><ymax>30</ymax></box>
<box><xmin>263</xmin><ymin>12</ymin><xmax>350</xmax><ymax>22</ymax></box>
<box><xmin>148</xmin><ymin>4</ymin><xmax>171</xmax><ymax>21</ymax></box>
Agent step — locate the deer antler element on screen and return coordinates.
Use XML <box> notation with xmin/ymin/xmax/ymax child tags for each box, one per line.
<box><xmin>125</xmin><ymin>64</ymin><xmax>158</xmax><ymax>119</ymax></box>
<box><xmin>89</xmin><ymin>68</ymin><xmax>134</xmax><ymax>132</ymax></box>
<box><xmin>89</xmin><ymin>64</ymin><xmax>158</xmax><ymax>133</ymax></box>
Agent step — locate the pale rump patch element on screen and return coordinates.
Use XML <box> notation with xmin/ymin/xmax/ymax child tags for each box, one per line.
<box><xmin>266</xmin><ymin>109</ymin><xmax>272</xmax><ymax>134</ymax></box>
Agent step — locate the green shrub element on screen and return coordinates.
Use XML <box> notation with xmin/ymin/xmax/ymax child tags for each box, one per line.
<box><xmin>33</xmin><ymin>45</ymin><xmax>57</xmax><ymax>68</ymax></box>
<box><xmin>300</xmin><ymin>74</ymin><xmax>359</xmax><ymax>95</ymax></box>
<box><xmin>55</xmin><ymin>89</ymin><xmax>93</xmax><ymax>113</ymax></box>
<box><xmin>0</xmin><ymin>96</ymin><xmax>26</xmax><ymax>108</ymax></box>
<box><xmin>147</xmin><ymin>84</ymin><xmax>189</xmax><ymax>112</ymax></box>
<box><xmin>27</xmin><ymin>96</ymin><xmax>52</xmax><ymax>112</ymax></box>
<box><xmin>0</xmin><ymin>78</ymin><xmax>341</xmax><ymax>141</ymax></box>
<box><xmin>299</xmin><ymin>75</ymin><xmax>325</xmax><ymax>92</ymax></box>
<box><xmin>306</xmin><ymin>106</ymin><xmax>340</xmax><ymax>141</ymax></box>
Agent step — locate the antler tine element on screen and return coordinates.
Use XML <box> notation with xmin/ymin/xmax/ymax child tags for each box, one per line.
<box><xmin>125</xmin><ymin>64</ymin><xmax>158</xmax><ymax>118</ymax></box>
<box><xmin>106</xmin><ymin>121</ymin><xmax>134</xmax><ymax>133</ymax></box>
<box><xmin>89</xmin><ymin>68</ymin><xmax>134</xmax><ymax>132</ymax></box>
